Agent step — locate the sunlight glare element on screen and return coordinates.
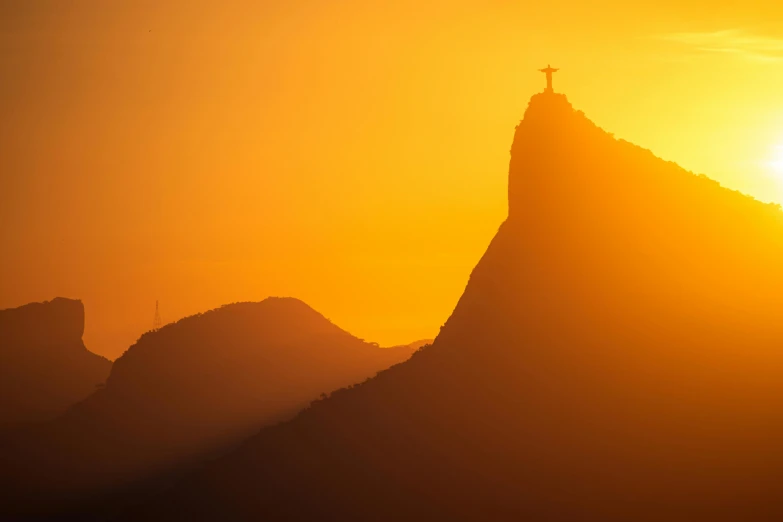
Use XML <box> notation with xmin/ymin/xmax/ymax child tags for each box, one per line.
<box><xmin>767</xmin><ymin>144</ymin><xmax>783</xmax><ymax>177</ymax></box>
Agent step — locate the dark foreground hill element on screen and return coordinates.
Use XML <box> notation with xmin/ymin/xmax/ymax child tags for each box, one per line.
<box><xmin>0</xmin><ymin>297</ymin><xmax>416</xmax><ymax>519</ymax></box>
<box><xmin>0</xmin><ymin>298</ymin><xmax>110</xmax><ymax>426</ymax></box>
<box><xmin>128</xmin><ymin>93</ymin><xmax>783</xmax><ymax>522</ymax></box>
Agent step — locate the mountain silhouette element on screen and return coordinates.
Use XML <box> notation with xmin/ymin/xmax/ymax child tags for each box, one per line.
<box><xmin>125</xmin><ymin>93</ymin><xmax>783</xmax><ymax>521</ymax></box>
<box><xmin>0</xmin><ymin>298</ymin><xmax>110</xmax><ymax>427</ymax></box>
<box><xmin>0</xmin><ymin>297</ymin><xmax>416</xmax><ymax>519</ymax></box>
<box><xmin>384</xmin><ymin>338</ymin><xmax>433</xmax><ymax>351</ymax></box>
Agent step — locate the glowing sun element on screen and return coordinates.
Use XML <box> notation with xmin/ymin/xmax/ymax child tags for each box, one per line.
<box><xmin>768</xmin><ymin>144</ymin><xmax>783</xmax><ymax>176</ymax></box>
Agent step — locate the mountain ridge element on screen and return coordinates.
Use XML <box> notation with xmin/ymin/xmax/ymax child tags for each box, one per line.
<box><xmin>126</xmin><ymin>92</ymin><xmax>783</xmax><ymax>521</ymax></box>
<box><xmin>0</xmin><ymin>296</ymin><xmax>417</xmax><ymax>519</ymax></box>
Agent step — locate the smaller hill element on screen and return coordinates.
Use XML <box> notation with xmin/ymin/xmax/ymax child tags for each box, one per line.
<box><xmin>0</xmin><ymin>297</ymin><xmax>416</xmax><ymax>519</ymax></box>
<box><xmin>0</xmin><ymin>298</ymin><xmax>111</xmax><ymax>426</ymax></box>
<box><xmin>385</xmin><ymin>339</ymin><xmax>433</xmax><ymax>352</ymax></box>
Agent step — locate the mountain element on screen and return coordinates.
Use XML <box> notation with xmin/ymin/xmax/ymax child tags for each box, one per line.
<box><xmin>0</xmin><ymin>297</ymin><xmax>416</xmax><ymax>519</ymax></box>
<box><xmin>0</xmin><ymin>298</ymin><xmax>111</xmax><ymax>426</ymax></box>
<box><xmin>386</xmin><ymin>338</ymin><xmax>433</xmax><ymax>351</ymax></box>
<box><xmin>127</xmin><ymin>93</ymin><xmax>783</xmax><ymax>522</ymax></box>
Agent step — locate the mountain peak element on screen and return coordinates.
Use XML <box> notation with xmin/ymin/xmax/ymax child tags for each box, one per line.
<box><xmin>524</xmin><ymin>91</ymin><xmax>574</xmax><ymax>120</ymax></box>
<box><xmin>0</xmin><ymin>297</ymin><xmax>86</xmax><ymax>345</ymax></box>
<box><xmin>0</xmin><ymin>297</ymin><xmax>110</xmax><ymax>425</ymax></box>
<box><xmin>508</xmin><ymin>93</ymin><xmax>611</xmax><ymax>219</ymax></box>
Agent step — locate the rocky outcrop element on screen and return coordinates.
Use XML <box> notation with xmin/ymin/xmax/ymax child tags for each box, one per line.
<box><xmin>0</xmin><ymin>298</ymin><xmax>111</xmax><ymax>425</ymax></box>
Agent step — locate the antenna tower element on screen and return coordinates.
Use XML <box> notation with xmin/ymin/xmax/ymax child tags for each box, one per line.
<box><xmin>153</xmin><ymin>300</ymin><xmax>162</xmax><ymax>331</ymax></box>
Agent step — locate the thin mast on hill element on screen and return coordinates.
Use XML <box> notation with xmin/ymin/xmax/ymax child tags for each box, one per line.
<box><xmin>539</xmin><ymin>64</ymin><xmax>559</xmax><ymax>93</ymax></box>
<box><xmin>153</xmin><ymin>300</ymin><xmax>162</xmax><ymax>331</ymax></box>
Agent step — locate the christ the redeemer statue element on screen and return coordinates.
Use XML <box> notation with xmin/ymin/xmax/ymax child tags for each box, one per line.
<box><xmin>539</xmin><ymin>64</ymin><xmax>559</xmax><ymax>93</ymax></box>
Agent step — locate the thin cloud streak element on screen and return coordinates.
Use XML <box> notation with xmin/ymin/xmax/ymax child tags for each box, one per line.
<box><xmin>659</xmin><ymin>29</ymin><xmax>783</xmax><ymax>62</ymax></box>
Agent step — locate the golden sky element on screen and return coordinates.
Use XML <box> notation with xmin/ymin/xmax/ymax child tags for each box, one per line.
<box><xmin>2</xmin><ymin>1</ymin><xmax>783</xmax><ymax>359</ymax></box>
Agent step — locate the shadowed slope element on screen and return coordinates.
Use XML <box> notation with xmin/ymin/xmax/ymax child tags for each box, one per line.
<box><xmin>0</xmin><ymin>298</ymin><xmax>110</xmax><ymax>426</ymax></box>
<box><xmin>130</xmin><ymin>93</ymin><xmax>783</xmax><ymax>522</ymax></box>
<box><xmin>0</xmin><ymin>297</ymin><xmax>415</xmax><ymax>519</ymax></box>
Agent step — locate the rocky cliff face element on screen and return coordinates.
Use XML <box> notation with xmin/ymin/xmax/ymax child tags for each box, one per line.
<box><xmin>0</xmin><ymin>298</ymin><xmax>111</xmax><ymax>425</ymax></box>
<box><xmin>126</xmin><ymin>93</ymin><xmax>783</xmax><ymax>522</ymax></box>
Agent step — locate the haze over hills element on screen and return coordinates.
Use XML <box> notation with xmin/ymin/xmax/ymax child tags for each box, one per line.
<box><xmin>0</xmin><ymin>297</ymin><xmax>417</xmax><ymax>519</ymax></box>
<box><xmin>127</xmin><ymin>92</ymin><xmax>783</xmax><ymax>521</ymax></box>
<box><xmin>0</xmin><ymin>298</ymin><xmax>111</xmax><ymax>426</ymax></box>
<box><xmin>385</xmin><ymin>338</ymin><xmax>432</xmax><ymax>351</ymax></box>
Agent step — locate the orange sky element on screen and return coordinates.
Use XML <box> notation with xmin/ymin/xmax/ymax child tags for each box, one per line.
<box><xmin>2</xmin><ymin>1</ymin><xmax>783</xmax><ymax>359</ymax></box>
